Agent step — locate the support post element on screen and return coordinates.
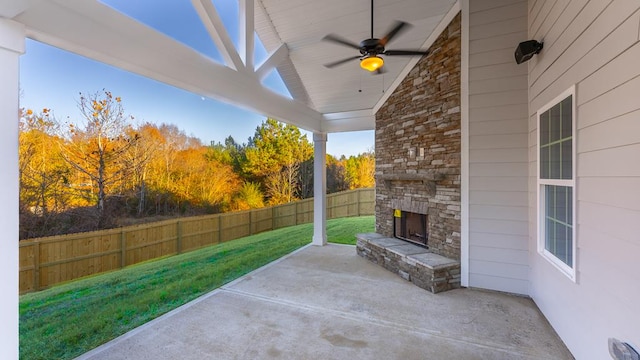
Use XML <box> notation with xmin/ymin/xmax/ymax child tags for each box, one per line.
<box><xmin>312</xmin><ymin>133</ymin><xmax>327</xmax><ymax>246</ymax></box>
<box><xmin>0</xmin><ymin>18</ymin><xmax>25</xmax><ymax>360</ymax></box>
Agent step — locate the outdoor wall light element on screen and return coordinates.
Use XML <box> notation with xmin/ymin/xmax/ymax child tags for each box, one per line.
<box><xmin>609</xmin><ymin>338</ymin><xmax>640</xmax><ymax>360</ymax></box>
<box><xmin>360</xmin><ymin>55</ymin><xmax>384</xmax><ymax>72</ymax></box>
<box><xmin>514</xmin><ymin>40</ymin><xmax>543</xmax><ymax>64</ymax></box>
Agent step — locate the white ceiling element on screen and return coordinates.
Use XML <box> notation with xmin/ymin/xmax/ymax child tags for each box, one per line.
<box><xmin>4</xmin><ymin>0</ymin><xmax>458</xmax><ymax>133</ymax></box>
<box><xmin>256</xmin><ymin>0</ymin><xmax>456</xmax><ymax>115</ymax></box>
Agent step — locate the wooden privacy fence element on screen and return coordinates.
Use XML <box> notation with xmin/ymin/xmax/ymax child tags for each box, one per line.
<box><xmin>19</xmin><ymin>188</ymin><xmax>374</xmax><ymax>294</ymax></box>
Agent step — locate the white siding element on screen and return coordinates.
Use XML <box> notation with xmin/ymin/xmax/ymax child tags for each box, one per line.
<box><xmin>528</xmin><ymin>1</ymin><xmax>640</xmax><ymax>358</ymax></box>
<box><xmin>467</xmin><ymin>0</ymin><xmax>530</xmax><ymax>295</ymax></box>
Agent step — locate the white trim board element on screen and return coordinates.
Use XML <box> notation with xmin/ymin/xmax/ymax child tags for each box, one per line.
<box><xmin>460</xmin><ymin>0</ymin><xmax>470</xmax><ymax>288</ymax></box>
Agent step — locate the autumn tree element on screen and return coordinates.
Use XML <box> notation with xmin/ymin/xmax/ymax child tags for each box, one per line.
<box><xmin>207</xmin><ymin>136</ymin><xmax>247</xmax><ymax>176</ymax></box>
<box><xmin>19</xmin><ymin>108</ymin><xmax>70</xmax><ymax>214</ymax></box>
<box><xmin>232</xmin><ymin>182</ymin><xmax>265</xmax><ymax>210</ymax></box>
<box><xmin>122</xmin><ymin>123</ymin><xmax>161</xmax><ymax>215</ymax></box>
<box><xmin>345</xmin><ymin>152</ymin><xmax>376</xmax><ymax>189</ymax></box>
<box><xmin>170</xmin><ymin>145</ymin><xmax>240</xmax><ymax>212</ymax></box>
<box><xmin>297</xmin><ymin>158</ymin><xmax>314</xmax><ymax>199</ymax></box>
<box><xmin>58</xmin><ymin>90</ymin><xmax>138</xmax><ymax>220</ymax></box>
<box><xmin>243</xmin><ymin>119</ymin><xmax>313</xmax><ymax>205</ymax></box>
<box><xmin>148</xmin><ymin>125</ymin><xmax>191</xmax><ymax>192</ymax></box>
<box><xmin>326</xmin><ymin>154</ymin><xmax>349</xmax><ymax>193</ymax></box>
<box><xmin>208</xmin><ymin>137</ymin><xmax>262</xmax><ymax>210</ymax></box>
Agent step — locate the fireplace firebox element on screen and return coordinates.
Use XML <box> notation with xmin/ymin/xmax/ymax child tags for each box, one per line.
<box><xmin>393</xmin><ymin>210</ymin><xmax>428</xmax><ymax>248</ymax></box>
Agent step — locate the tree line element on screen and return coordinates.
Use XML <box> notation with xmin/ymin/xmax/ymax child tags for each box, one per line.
<box><xmin>19</xmin><ymin>90</ymin><xmax>375</xmax><ymax>239</ymax></box>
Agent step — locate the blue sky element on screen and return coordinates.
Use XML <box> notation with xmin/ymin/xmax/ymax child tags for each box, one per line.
<box><xmin>18</xmin><ymin>0</ymin><xmax>373</xmax><ymax>157</ymax></box>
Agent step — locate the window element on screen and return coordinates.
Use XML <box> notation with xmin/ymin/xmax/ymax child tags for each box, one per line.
<box><xmin>537</xmin><ymin>87</ymin><xmax>576</xmax><ymax>280</ymax></box>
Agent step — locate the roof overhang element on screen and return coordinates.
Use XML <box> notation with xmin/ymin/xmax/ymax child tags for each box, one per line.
<box><xmin>5</xmin><ymin>0</ymin><xmax>459</xmax><ymax>133</ymax></box>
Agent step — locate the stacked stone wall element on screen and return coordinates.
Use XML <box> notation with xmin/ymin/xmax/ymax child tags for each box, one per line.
<box><xmin>375</xmin><ymin>13</ymin><xmax>461</xmax><ymax>260</ymax></box>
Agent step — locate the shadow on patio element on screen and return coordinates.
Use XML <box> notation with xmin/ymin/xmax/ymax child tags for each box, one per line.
<box><xmin>77</xmin><ymin>244</ymin><xmax>572</xmax><ymax>360</ymax></box>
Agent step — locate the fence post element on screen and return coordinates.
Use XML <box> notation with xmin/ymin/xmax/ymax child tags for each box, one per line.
<box><xmin>176</xmin><ymin>220</ymin><xmax>182</xmax><ymax>254</ymax></box>
<box><xmin>120</xmin><ymin>228</ymin><xmax>126</xmax><ymax>268</ymax></box>
<box><xmin>218</xmin><ymin>215</ymin><xmax>223</xmax><ymax>243</ymax></box>
<box><xmin>34</xmin><ymin>241</ymin><xmax>40</xmax><ymax>292</ymax></box>
<box><xmin>249</xmin><ymin>211</ymin><xmax>253</xmax><ymax>235</ymax></box>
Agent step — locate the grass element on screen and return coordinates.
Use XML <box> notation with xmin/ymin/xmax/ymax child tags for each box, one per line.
<box><xmin>19</xmin><ymin>216</ymin><xmax>374</xmax><ymax>360</ymax></box>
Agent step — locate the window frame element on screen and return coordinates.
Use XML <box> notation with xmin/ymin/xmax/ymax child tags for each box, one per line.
<box><xmin>536</xmin><ymin>86</ymin><xmax>577</xmax><ymax>281</ymax></box>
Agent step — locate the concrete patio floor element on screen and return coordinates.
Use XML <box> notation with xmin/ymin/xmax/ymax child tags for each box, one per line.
<box><xmin>77</xmin><ymin>244</ymin><xmax>573</xmax><ymax>360</ymax></box>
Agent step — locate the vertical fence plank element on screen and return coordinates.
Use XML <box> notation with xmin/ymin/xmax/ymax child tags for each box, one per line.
<box><xmin>120</xmin><ymin>229</ymin><xmax>126</xmax><ymax>269</ymax></box>
<box><xmin>271</xmin><ymin>206</ymin><xmax>276</xmax><ymax>230</ymax></box>
<box><xmin>293</xmin><ymin>202</ymin><xmax>300</xmax><ymax>225</ymax></box>
<box><xmin>34</xmin><ymin>242</ymin><xmax>40</xmax><ymax>292</ymax></box>
<box><xmin>176</xmin><ymin>220</ymin><xmax>182</xmax><ymax>254</ymax></box>
<box><xmin>356</xmin><ymin>189</ymin><xmax>360</xmax><ymax>216</ymax></box>
<box><xmin>213</xmin><ymin>215</ymin><xmax>218</xmax><ymax>244</ymax></box>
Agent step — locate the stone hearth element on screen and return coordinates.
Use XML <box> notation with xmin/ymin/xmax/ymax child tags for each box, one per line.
<box><xmin>356</xmin><ymin>233</ymin><xmax>460</xmax><ymax>294</ymax></box>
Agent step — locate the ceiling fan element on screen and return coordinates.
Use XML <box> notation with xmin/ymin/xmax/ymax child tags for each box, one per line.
<box><xmin>322</xmin><ymin>0</ymin><xmax>429</xmax><ymax>73</ymax></box>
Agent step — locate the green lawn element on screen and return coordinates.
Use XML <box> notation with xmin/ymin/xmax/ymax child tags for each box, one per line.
<box><xmin>19</xmin><ymin>216</ymin><xmax>374</xmax><ymax>360</ymax></box>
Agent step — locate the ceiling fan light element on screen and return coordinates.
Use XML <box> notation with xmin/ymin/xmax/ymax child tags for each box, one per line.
<box><xmin>360</xmin><ymin>56</ymin><xmax>384</xmax><ymax>72</ymax></box>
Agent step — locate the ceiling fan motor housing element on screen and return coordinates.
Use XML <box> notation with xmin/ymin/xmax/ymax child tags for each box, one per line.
<box><xmin>359</xmin><ymin>38</ymin><xmax>385</xmax><ymax>56</ymax></box>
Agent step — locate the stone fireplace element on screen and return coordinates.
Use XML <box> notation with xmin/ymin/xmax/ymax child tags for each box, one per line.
<box><xmin>375</xmin><ymin>12</ymin><xmax>461</xmax><ymax>259</ymax></box>
<box><xmin>357</xmin><ymin>13</ymin><xmax>461</xmax><ymax>293</ymax></box>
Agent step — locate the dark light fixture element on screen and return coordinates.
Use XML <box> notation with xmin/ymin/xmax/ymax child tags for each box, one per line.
<box><xmin>514</xmin><ymin>40</ymin><xmax>543</xmax><ymax>64</ymax></box>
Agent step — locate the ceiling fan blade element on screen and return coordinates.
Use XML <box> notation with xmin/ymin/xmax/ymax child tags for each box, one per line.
<box><xmin>384</xmin><ymin>49</ymin><xmax>429</xmax><ymax>56</ymax></box>
<box><xmin>324</xmin><ymin>56</ymin><xmax>361</xmax><ymax>68</ymax></box>
<box><xmin>322</xmin><ymin>34</ymin><xmax>362</xmax><ymax>50</ymax></box>
<box><xmin>380</xmin><ymin>21</ymin><xmax>411</xmax><ymax>46</ymax></box>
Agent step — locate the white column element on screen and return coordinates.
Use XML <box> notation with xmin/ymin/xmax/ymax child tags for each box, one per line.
<box><xmin>0</xmin><ymin>18</ymin><xmax>24</xmax><ymax>360</ymax></box>
<box><xmin>312</xmin><ymin>133</ymin><xmax>327</xmax><ymax>246</ymax></box>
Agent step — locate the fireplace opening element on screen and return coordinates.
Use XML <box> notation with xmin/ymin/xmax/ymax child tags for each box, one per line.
<box><xmin>394</xmin><ymin>210</ymin><xmax>428</xmax><ymax>248</ymax></box>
